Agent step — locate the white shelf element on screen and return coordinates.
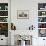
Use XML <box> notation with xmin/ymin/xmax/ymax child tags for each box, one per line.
<box><xmin>0</xmin><ymin>10</ymin><xmax>8</xmax><ymax>11</ymax></box>
<box><xmin>38</xmin><ymin>28</ymin><xmax>46</xmax><ymax>29</ymax></box>
<box><xmin>38</xmin><ymin>10</ymin><xmax>46</xmax><ymax>11</ymax></box>
<box><xmin>0</xmin><ymin>16</ymin><xmax>8</xmax><ymax>17</ymax></box>
<box><xmin>0</xmin><ymin>22</ymin><xmax>8</xmax><ymax>23</ymax></box>
<box><xmin>38</xmin><ymin>22</ymin><xmax>46</xmax><ymax>23</ymax></box>
<box><xmin>38</xmin><ymin>16</ymin><xmax>46</xmax><ymax>17</ymax></box>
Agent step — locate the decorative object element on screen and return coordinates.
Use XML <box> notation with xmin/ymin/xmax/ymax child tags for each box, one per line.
<box><xmin>11</xmin><ymin>23</ymin><xmax>16</xmax><ymax>30</ymax></box>
<box><xmin>0</xmin><ymin>11</ymin><xmax>8</xmax><ymax>16</ymax></box>
<box><xmin>38</xmin><ymin>17</ymin><xmax>46</xmax><ymax>22</ymax></box>
<box><xmin>40</xmin><ymin>8</ymin><xmax>44</xmax><ymax>10</ymax></box>
<box><xmin>29</xmin><ymin>25</ymin><xmax>35</xmax><ymax>30</ymax></box>
<box><xmin>0</xmin><ymin>17</ymin><xmax>8</xmax><ymax>22</ymax></box>
<box><xmin>0</xmin><ymin>6</ymin><xmax>1</xmax><ymax>10</ymax></box>
<box><xmin>38</xmin><ymin>23</ymin><xmax>46</xmax><ymax>28</ymax></box>
<box><xmin>39</xmin><ymin>29</ymin><xmax>46</xmax><ymax>37</ymax></box>
<box><xmin>17</xmin><ymin>10</ymin><xmax>29</xmax><ymax>19</ymax></box>
<box><xmin>5</xmin><ymin>6</ymin><xmax>8</xmax><ymax>10</ymax></box>
<box><xmin>15</xmin><ymin>35</ymin><xmax>32</xmax><ymax>46</ymax></box>
<box><xmin>42</xmin><ymin>12</ymin><xmax>45</xmax><ymax>15</ymax></box>
<box><xmin>38</xmin><ymin>11</ymin><xmax>46</xmax><ymax>16</ymax></box>
<box><xmin>0</xmin><ymin>23</ymin><xmax>8</xmax><ymax>37</ymax></box>
<box><xmin>38</xmin><ymin>3</ymin><xmax>46</xmax><ymax>10</ymax></box>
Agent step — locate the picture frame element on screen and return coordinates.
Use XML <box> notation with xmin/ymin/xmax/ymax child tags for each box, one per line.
<box><xmin>17</xmin><ymin>10</ymin><xmax>29</xmax><ymax>19</ymax></box>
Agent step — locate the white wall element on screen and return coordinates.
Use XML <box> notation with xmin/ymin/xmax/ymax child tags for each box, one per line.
<box><xmin>11</xmin><ymin>0</ymin><xmax>46</xmax><ymax>30</ymax></box>
<box><xmin>11</xmin><ymin>0</ymin><xmax>38</xmax><ymax>30</ymax></box>
<box><xmin>11</xmin><ymin>0</ymin><xmax>46</xmax><ymax>46</ymax></box>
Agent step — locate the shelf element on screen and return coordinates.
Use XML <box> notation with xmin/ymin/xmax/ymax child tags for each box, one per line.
<box><xmin>38</xmin><ymin>28</ymin><xmax>46</xmax><ymax>29</ymax></box>
<box><xmin>38</xmin><ymin>22</ymin><xmax>46</xmax><ymax>23</ymax></box>
<box><xmin>0</xmin><ymin>22</ymin><xmax>8</xmax><ymax>23</ymax></box>
<box><xmin>0</xmin><ymin>10</ymin><xmax>8</xmax><ymax>11</ymax></box>
<box><xmin>38</xmin><ymin>3</ymin><xmax>46</xmax><ymax>37</ymax></box>
<box><xmin>38</xmin><ymin>15</ymin><xmax>46</xmax><ymax>17</ymax></box>
<box><xmin>0</xmin><ymin>3</ymin><xmax>8</xmax><ymax>37</ymax></box>
<box><xmin>0</xmin><ymin>16</ymin><xmax>8</xmax><ymax>17</ymax></box>
<box><xmin>38</xmin><ymin>10</ymin><xmax>46</xmax><ymax>11</ymax></box>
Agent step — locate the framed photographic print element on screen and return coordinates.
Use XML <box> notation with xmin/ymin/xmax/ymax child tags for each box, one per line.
<box><xmin>17</xmin><ymin>10</ymin><xmax>29</xmax><ymax>19</ymax></box>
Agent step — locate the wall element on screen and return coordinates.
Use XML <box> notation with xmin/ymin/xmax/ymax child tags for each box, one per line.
<box><xmin>11</xmin><ymin>0</ymin><xmax>46</xmax><ymax>46</ymax></box>
<box><xmin>11</xmin><ymin>0</ymin><xmax>38</xmax><ymax>30</ymax></box>
<box><xmin>11</xmin><ymin>0</ymin><xmax>46</xmax><ymax>30</ymax></box>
